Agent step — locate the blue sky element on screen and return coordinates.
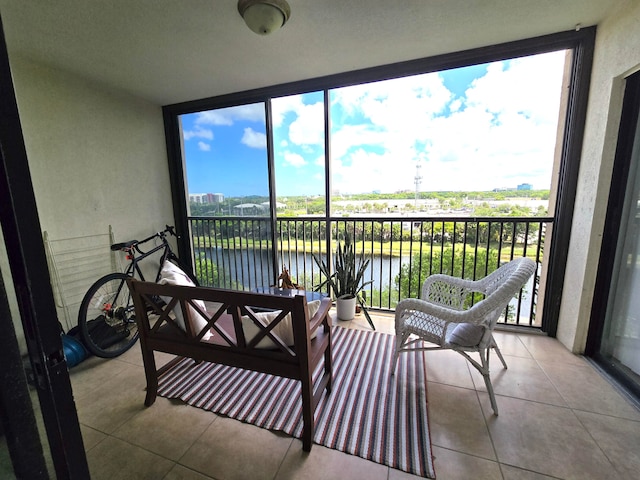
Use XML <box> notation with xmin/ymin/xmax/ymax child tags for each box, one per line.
<box><xmin>181</xmin><ymin>50</ymin><xmax>566</xmax><ymax>198</ymax></box>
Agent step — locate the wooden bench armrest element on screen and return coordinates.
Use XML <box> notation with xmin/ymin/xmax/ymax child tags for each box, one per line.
<box><xmin>309</xmin><ymin>297</ymin><xmax>332</xmax><ymax>334</ymax></box>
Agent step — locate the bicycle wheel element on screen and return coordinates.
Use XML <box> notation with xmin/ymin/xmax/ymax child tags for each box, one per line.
<box><xmin>78</xmin><ymin>272</ymin><xmax>139</xmax><ymax>358</ymax></box>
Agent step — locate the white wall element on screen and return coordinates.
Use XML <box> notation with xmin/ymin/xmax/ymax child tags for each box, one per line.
<box><xmin>558</xmin><ymin>0</ymin><xmax>640</xmax><ymax>352</ymax></box>
<box><xmin>5</xmin><ymin>55</ymin><xmax>175</xmax><ymax>344</ymax></box>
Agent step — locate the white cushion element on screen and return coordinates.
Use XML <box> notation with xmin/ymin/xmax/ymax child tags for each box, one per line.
<box><xmin>242</xmin><ymin>300</ymin><xmax>321</xmax><ymax>349</ymax></box>
<box><xmin>157</xmin><ymin>261</ymin><xmax>210</xmax><ymax>338</ymax></box>
<box><xmin>445</xmin><ymin>322</ymin><xmax>485</xmax><ymax>347</ymax></box>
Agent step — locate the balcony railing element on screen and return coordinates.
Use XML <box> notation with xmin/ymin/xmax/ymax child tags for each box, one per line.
<box><xmin>189</xmin><ymin>215</ymin><xmax>551</xmax><ymax>328</ymax></box>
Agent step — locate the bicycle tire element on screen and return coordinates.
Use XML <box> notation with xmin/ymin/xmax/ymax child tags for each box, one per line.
<box><xmin>78</xmin><ymin>272</ymin><xmax>139</xmax><ymax>358</ymax></box>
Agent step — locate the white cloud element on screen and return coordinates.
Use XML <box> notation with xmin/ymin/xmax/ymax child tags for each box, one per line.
<box><xmin>198</xmin><ymin>141</ymin><xmax>211</xmax><ymax>151</ymax></box>
<box><xmin>283</xmin><ymin>152</ymin><xmax>306</xmax><ymax>167</ymax></box>
<box><xmin>271</xmin><ymin>94</ymin><xmax>306</xmax><ymax>128</ymax></box>
<box><xmin>195</xmin><ymin>104</ymin><xmax>265</xmax><ymax>126</ymax></box>
<box><xmin>331</xmin><ymin>148</ymin><xmax>416</xmax><ymax>194</ymax></box>
<box><xmin>288</xmin><ymin>102</ymin><xmax>325</xmax><ymax>146</ymax></box>
<box><xmin>465</xmin><ymin>51</ymin><xmax>566</xmax><ymax>125</ymax></box>
<box><xmin>329</xmin><ymin>50</ymin><xmax>566</xmax><ymax>193</ymax></box>
<box><xmin>241</xmin><ymin>128</ymin><xmax>267</xmax><ymax>149</ymax></box>
<box><xmin>183</xmin><ymin>125</ymin><xmax>213</xmax><ymax>141</ymax></box>
<box><xmin>272</xmin><ymin>95</ymin><xmax>325</xmax><ymax>147</ymax></box>
<box><xmin>330</xmin><ymin>124</ymin><xmax>386</xmax><ymax>159</ymax></box>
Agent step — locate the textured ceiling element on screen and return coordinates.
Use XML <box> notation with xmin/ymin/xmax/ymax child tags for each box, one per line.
<box><xmin>0</xmin><ymin>0</ymin><xmax>623</xmax><ymax>105</ymax></box>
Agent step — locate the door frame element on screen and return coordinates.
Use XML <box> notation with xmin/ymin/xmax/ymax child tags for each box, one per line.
<box><xmin>0</xmin><ymin>12</ymin><xmax>90</xmax><ymax>479</ymax></box>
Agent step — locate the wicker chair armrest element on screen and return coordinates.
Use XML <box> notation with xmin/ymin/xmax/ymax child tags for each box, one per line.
<box><xmin>395</xmin><ymin>297</ymin><xmax>472</xmax><ymax>327</ymax></box>
<box><xmin>422</xmin><ymin>275</ymin><xmax>483</xmax><ymax>309</ymax></box>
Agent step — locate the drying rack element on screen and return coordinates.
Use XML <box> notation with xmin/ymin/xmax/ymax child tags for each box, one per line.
<box><xmin>43</xmin><ymin>226</ymin><xmax>119</xmax><ymax>333</ymax></box>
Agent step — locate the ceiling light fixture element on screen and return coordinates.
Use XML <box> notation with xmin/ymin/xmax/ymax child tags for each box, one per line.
<box><xmin>237</xmin><ymin>0</ymin><xmax>291</xmax><ymax>35</ymax></box>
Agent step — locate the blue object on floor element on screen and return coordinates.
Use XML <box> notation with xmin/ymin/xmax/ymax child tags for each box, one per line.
<box><xmin>61</xmin><ymin>334</ymin><xmax>88</xmax><ymax>368</ymax></box>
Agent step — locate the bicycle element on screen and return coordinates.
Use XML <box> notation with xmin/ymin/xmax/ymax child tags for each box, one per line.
<box><xmin>77</xmin><ymin>225</ymin><xmax>198</xmax><ymax>358</ymax></box>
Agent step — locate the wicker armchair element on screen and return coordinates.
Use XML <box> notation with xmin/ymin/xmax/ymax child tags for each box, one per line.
<box><xmin>392</xmin><ymin>257</ymin><xmax>537</xmax><ymax>415</ymax></box>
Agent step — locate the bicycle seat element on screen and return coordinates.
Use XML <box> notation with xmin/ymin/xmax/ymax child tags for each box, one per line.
<box><xmin>110</xmin><ymin>240</ymin><xmax>138</xmax><ymax>251</ymax></box>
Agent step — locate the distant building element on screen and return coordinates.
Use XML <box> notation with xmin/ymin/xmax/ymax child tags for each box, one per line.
<box><xmin>189</xmin><ymin>193</ymin><xmax>224</xmax><ymax>204</ymax></box>
<box><xmin>493</xmin><ymin>184</ymin><xmax>533</xmax><ymax>192</ymax></box>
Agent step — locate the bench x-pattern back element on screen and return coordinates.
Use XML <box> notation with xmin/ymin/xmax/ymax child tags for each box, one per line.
<box><xmin>127</xmin><ymin>279</ymin><xmax>333</xmax><ymax>451</ymax></box>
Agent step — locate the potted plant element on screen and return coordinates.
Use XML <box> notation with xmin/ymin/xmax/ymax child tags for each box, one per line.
<box><xmin>312</xmin><ymin>233</ymin><xmax>373</xmax><ymax>321</ymax></box>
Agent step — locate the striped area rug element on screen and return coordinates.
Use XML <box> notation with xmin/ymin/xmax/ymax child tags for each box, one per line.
<box><xmin>157</xmin><ymin>326</ymin><xmax>435</xmax><ymax>478</ymax></box>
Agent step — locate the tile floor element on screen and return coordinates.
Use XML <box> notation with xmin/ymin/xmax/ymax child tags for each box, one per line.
<box><xmin>69</xmin><ymin>312</ymin><xmax>640</xmax><ymax>480</ymax></box>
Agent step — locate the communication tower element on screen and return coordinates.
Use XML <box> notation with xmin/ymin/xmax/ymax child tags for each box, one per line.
<box><xmin>414</xmin><ymin>163</ymin><xmax>423</xmax><ymax>207</ymax></box>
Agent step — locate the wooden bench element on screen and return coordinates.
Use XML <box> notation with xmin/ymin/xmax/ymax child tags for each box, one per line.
<box><xmin>127</xmin><ymin>279</ymin><xmax>333</xmax><ymax>451</ymax></box>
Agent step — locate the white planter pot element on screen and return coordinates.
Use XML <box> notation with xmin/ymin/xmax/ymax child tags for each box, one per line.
<box><xmin>336</xmin><ymin>295</ymin><xmax>357</xmax><ymax>321</ymax></box>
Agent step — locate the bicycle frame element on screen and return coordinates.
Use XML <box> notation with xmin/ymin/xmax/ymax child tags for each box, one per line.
<box><xmin>123</xmin><ymin>240</ymin><xmax>173</xmax><ymax>282</ymax></box>
<box><xmin>114</xmin><ymin>227</ymin><xmax>178</xmax><ymax>282</ymax></box>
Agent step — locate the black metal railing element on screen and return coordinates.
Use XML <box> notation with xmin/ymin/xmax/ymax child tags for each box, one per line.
<box><xmin>189</xmin><ymin>215</ymin><xmax>551</xmax><ymax>327</ymax></box>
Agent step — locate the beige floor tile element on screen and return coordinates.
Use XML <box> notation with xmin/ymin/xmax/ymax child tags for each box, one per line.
<box><xmin>328</xmin><ymin>311</ymin><xmax>343</xmax><ymax>325</ymax></box>
<box><xmin>356</xmin><ymin>312</ymin><xmax>395</xmax><ymax>335</ymax></box>
<box><xmin>501</xmin><ymin>464</ymin><xmax>557</xmax><ymax>479</ymax></box>
<box><xmin>86</xmin><ymin>435</ymin><xmax>174</xmax><ymax>480</ymax></box>
<box><xmin>427</xmin><ymin>382</ymin><xmax>496</xmax><ymax>460</ymax></box>
<box><xmin>69</xmin><ymin>355</ymin><xmax>129</xmax><ymax>400</ymax></box>
<box><xmin>115</xmin><ymin>342</ymin><xmax>178</xmax><ymax>369</ymax></box>
<box><xmin>575</xmin><ymin>410</ymin><xmax>640</xmax><ymax>479</ymax></box>
<box><xmin>114</xmin><ymin>342</ymin><xmax>145</xmax><ymax>366</ymax></box>
<box><xmin>277</xmin><ymin>443</ymin><xmax>388</xmax><ymax>480</ymax></box>
<box><xmin>517</xmin><ymin>335</ymin><xmax>585</xmax><ymax>366</ymax></box>
<box><xmin>66</xmin><ymin>311</ymin><xmax>640</xmax><ymax>480</ymax></box>
<box><xmin>422</xmin><ymin>349</ymin><xmax>475</xmax><ymax>389</ymax></box>
<box><xmin>371</xmin><ymin>316</ymin><xmax>396</xmax><ymax>335</ymax></box>
<box><xmin>493</xmin><ymin>331</ymin><xmax>535</xmax><ymax>358</ymax></box>
<box><xmin>180</xmin><ymin>416</ymin><xmax>292</xmax><ymax>480</ymax></box>
<box><xmin>80</xmin><ymin>424</ymin><xmax>107</xmax><ymax>451</ymax></box>
<box><xmin>539</xmin><ymin>361</ymin><xmax>640</xmax><ymax>420</ymax></box>
<box><xmin>75</xmin><ymin>364</ymin><xmax>148</xmax><ymax>434</ymax></box>
<box><xmin>481</xmin><ymin>395</ymin><xmax>615</xmax><ymax>479</ymax></box>
<box><xmin>163</xmin><ymin>464</ymin><xmax>216</xmax><ymax>480</ymax></box>
<box><xmin>468</xmin><ymin>354</ymin><xmax>567</xmax><ymax>407</ymax></box>
<box><xmin>387</xmin><ymin>467</ymin><xmax>426</xmax><ymax>480</ymax></box>
<box><xmin>429</xmin><ymin>446</ymin><xmax>502</xmax><ymax>480</ymax></box>
<box><xmin>113</xmin><ymin>397</ymin><xmax>216</xmax><ymax>461</ymax></box>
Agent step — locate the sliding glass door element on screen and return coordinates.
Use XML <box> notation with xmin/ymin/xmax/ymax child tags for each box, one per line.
<box><xmin>588</xmin><ymin>71</ymin><xmax>640</xmax><ymax>400</ymax></box>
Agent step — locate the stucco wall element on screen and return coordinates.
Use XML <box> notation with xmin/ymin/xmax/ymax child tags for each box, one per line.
<box><xmin>5</xmin><ymin>55</ymin><xmax>174</xmax><ymax>344</ymax></box>
<box><xmin>10</xmin><ymin>56</ymin><xmax>173</xmax><ymax>240</ymax></box>
<box><xmin>558</xmin><ymin>0</ymin><xmax>640</xmax><ymax>352</ymax></box>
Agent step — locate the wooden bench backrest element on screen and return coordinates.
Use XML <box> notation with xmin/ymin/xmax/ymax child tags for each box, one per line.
<box><xmin>127</xmin><ymin>279</ymin><xmax>325</xmax><ymax>374</ymax></box>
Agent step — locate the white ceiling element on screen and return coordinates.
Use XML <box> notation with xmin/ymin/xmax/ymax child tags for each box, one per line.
<box><xmin>0</xmin><ymin>0</ymin><xmax>623</xmax><ymax>106</ymax></box>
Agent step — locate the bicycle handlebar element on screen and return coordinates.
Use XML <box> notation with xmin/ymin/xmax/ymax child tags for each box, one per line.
<box><xmin>110</xmin><ymin>225</ymin><xmax>177</xmax><ymax>253</ymax></box>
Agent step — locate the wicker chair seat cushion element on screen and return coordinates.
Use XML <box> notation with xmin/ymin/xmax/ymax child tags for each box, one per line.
<box><xmin>445</xmin><ymin>322</ymin><xmax>485</xmax><ymax>347</ymax></box>
<box><xmin>403</xmin><ymin>310</ymin><xmax>485</xmax><ymax>347</ymax></box>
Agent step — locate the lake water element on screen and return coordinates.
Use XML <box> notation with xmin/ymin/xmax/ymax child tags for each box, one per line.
<box><xmin>197</xmin><ymin>247</ymin><xmax>405</xmax><ymax>292</ymax></box>
<box><xmin>196</xmin><ymin>247</ymin><xmax>535</xmax><ymax>323</ymax></box>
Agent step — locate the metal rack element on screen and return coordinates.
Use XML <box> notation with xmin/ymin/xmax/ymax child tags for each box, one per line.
<box><xmin>43</xmin><ymin>226</ymin><xmax>117</xmax><ymax>332</ymax></box>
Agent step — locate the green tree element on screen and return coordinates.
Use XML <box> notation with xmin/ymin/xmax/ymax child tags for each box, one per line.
<box><xmin>194</xmin><ymin>253</ymin><xmax>220</xmax><ymax>287</ymax></box>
